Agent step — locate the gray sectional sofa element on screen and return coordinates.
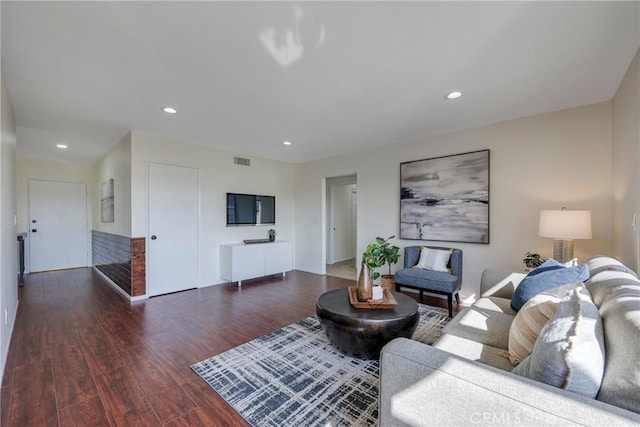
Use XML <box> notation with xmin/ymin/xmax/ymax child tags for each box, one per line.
<box><xmin>380</xmin><ymin>256</ymin><xmax>640</xmax><ymax>426</ymax></box>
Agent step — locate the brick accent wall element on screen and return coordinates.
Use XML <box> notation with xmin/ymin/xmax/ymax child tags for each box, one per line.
<box><xmin>92</xmin><ymin>231</ymin><xmax>146</xmax><ymax>297</ymax></box>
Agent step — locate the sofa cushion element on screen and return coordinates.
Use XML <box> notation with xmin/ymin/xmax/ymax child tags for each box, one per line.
<box><xmin>588</xmin><ymin>272</ymin><xmax>640</xmax><ymax>413</ymax></box>
<box><xmin>480</xmin><ymin>270</ymin><xmax>527</xmax><ymax>299</ymax></box>
<box><xmin>511</xmin><ymin>259</ymin><xmax>589</xmax><ymax>311</ymax></box>
<box><xmin>584</xmin><ymin>255</ymin><xmax>638</xmax><ymax>277</ymax></box>
<box><xmin>586</xmin><ymin>270</ymin><xmax>640</xmax><ymax>307</ymax></box>
<box><xmin>414</xmin><ymin>247</ymin><xmax>452</xmax><ymax>272</ymax></box>
<box><xmin>434</xmin><ymin>334</ymin><xmax>514</xmax><ymax>372</ymax></box>
<box><xmin>505</xmin><ymin>284</ymin><xmax>577</xmax><ymax>366</ymax></box>
<box><xmin>394</xmin><ymin>268</ymin><xmax>459</xmax><ymax>293</ymax></box>
<box><xmin>441</xmin><ymin>306</ymin><xmax>513</xmax><ymax>349</ymax></box>
<box><xmin>512</xmin><ymin>284</ymin><xmax>605</xmax><ymax>398</ymax></box>
<box><xmin>472</xmin><ymin>296</ymin><xmax>516</xmax><ymax>316</ymax></box>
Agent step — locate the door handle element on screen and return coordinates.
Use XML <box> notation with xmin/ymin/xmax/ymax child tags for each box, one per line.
<box><xmin>31</xmin><ymin>229</ymin><xmax>37</xmax><ymax>233</ymax></box>
<box><xmin>151</xmin><ymin>235</ymin><xmax>157</xmax><ymax>240</ymax></box>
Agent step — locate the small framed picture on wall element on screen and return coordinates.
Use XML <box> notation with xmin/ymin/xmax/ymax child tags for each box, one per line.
<box><xmin>101</xmin><ymin>178</ymin><xmax>114</xmax><ymax>223</ymax></box>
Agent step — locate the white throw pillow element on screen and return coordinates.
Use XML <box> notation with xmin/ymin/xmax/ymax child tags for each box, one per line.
<box><xmin>414</xmin><ymin>247</ymin><xmax>452</xmax><ymax>272</ymax></box>
<box><xmin>503</xmin><ymin>284</ymin><xmax>578</xmax><ymax>366</ymax></box>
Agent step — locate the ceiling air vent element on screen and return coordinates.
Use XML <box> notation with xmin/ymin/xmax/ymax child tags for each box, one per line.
<box><xmin>234</xmin><ymin>156</ymin><xmax>251</xmax><ymax>167</ymax></box>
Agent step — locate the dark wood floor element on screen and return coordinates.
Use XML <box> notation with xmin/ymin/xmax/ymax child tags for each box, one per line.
<box><xmin>1</xmin><ymin>268</ymin><xmax>458</xmax><ymax>426</ymax></box>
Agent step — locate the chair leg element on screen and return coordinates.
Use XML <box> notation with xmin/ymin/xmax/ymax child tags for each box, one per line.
<box><xmin>447</xmin><ymin>293</ymin><xmax>453</xmax><ymax>318</ymax></box>
<box><xmin>455</xmin><ymin>292</ymin><xmax>460</xmax><ymax>304</ymax></box>
<box><xmin>419</xmin><ymin>290</ymin><xmax>423</xmax><ymax>302</ymax></box>
<box><xmin>395</xmin><ymin>283</ymin><xmax>401</xmax><ymax>292</ymax></box>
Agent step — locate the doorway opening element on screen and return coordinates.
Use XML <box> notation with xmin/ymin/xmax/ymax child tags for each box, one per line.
<box><xmin>325</xmin><ymin>174</ymin><xmax>357</xmax><ymax>280</ymax></box>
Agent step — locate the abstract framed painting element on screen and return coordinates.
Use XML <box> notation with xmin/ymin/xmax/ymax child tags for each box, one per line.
<box><xmin>400</xmin><ymin>149</ymin><xmax>489</xmax><ymax>243</ymax></box>
<box><xmin>101</xmin><ymin>178</ymin><xmax>114</xmax><ymax>223</ymax></box>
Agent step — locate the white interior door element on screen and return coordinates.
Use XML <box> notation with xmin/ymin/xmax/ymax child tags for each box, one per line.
<box><xmin>148</xmin><ymin>163</ymin><xmax>199</xmax><ymax>296</ymax></box>
<box><xmin>29</xmin><ymin>180</ymin><xmax>88</xmax><ymax>272</ymax></box>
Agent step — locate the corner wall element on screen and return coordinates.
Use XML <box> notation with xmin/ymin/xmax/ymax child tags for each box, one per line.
<box><xmin>130</xmin><ymin>131</ymin><xmax>295</xmax><ymax>290</ymax></box>
<box><xmin>0</xmin><ymin>70</ymin><xmax>18</xmax><ymax>385</ymax></box>
<box><xmin>90</xmin><ymin>134</ymin><xmax>141</xmax><ymax>296</ymax></box>
<box><xmin>612</xmin><ymin>48</ymin><xmax>640</xmax><ymax>272</ymax></box>
<box><xmin>295</xmin><ymin>102</ymin><xmax>613</xmax><ymax>301</ymax></box>
<box><xmin>91</xmin><ymin>133</ymin><xmax>132</xmax><ymax>236</ymax></box>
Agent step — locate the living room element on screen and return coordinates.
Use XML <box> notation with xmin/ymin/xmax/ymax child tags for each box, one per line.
<box><xmin>0</xmin><ymin>1</ymin><xmax>639</xmax><ymax>426</ymax></box>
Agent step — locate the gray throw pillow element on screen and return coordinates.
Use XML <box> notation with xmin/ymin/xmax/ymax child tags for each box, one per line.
<box><xmin>512</xmin><ymin>284</ymin><xmax>605</xmax><ymax>398</ymax></box>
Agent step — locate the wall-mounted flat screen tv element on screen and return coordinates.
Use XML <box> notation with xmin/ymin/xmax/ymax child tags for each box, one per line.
<box><xmin>226</xmin><ymin>193</ymin><xmax>276</xmax><ymax>226</ymax></box>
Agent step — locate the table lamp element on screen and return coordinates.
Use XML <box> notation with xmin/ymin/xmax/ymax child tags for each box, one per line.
<box><xmin>538</xmin><ymin>208</ymin><xmax>592</xmax><ymax>263</ymax></box>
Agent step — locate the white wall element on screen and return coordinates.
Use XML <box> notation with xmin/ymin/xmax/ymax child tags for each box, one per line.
<box><xmin>612</xmin><ymin>48</ymin><xmax>640</xmax><ymax>272</ymax></box>
<box><xmin>16</xmin><ymin>159</ymin><xmax>93</xmax><ymax>271</ymax></box>
<box><xmin>295</xmin><ymin>102</ymin><xmax>613</xmax><ymax>301</ymax></box>
<box><xmin>16</xmin><ymin>159</ymin><xmax>93</xmax><ymax>233</ymax></box>
<box><xmin>130</xmin><ymin>131</ymin><xmax>295</xmax><ymax>289</ymax></box>
<box><xmin>92</xmin><ymin>133</ymin><xmax>132</xmax><ymax>237</ymax></box>
<box><xmin>0</xmin><ymin>71</ymin><xmax>18</xmax><ymax>386</ymax></box>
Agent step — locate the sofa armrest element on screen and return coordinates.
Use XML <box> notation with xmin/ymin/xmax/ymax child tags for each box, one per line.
<box><xmin>379</xmin><ymin>338</ymin><xmax>640</xmax><ymax>427</ymax></box>
<box><xmin>480</xmin><ymin>269</ymin><xmax>526</xmax><ymax>299</ymax></box>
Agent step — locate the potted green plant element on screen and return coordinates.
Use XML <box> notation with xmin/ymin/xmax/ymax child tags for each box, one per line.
<box><xmin>268</xmin><ymin>229</ymin><xmax>276</xmax><ymax>242</ymax></box>
<box><xmin>363</xmin><ymin>236</ymin><xmax>400</xmax><ymax>291</ymax></box>
<box><xmin>523</xmin><ymin>251</ymin><xmax>545</xmax><ymax>270</ymax></box>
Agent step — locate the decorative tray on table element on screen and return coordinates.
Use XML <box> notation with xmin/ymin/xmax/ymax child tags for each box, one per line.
<box><xmin>348</xmin><ymin>286</ymin><xmax>398</xmax><ymax>309</ymax></box>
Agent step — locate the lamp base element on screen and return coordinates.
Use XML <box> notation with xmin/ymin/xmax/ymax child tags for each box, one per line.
<box><xmin>553</xmin><ymin>239</ymin><xmax>574</xmax><ymax>264</ymax></box>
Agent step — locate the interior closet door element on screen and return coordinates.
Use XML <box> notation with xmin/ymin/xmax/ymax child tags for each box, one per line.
<box><xmin>147</xmin><ymin>163</ymin><xmax>199</xmax><ymax>296</ymax></box>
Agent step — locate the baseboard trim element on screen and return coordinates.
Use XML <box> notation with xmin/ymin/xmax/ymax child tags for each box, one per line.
<box><xmin>0</xmin><ymin>299</ymin><xmax>19</xmax><ymax>387</ymax></box>
<box><xmin>296</xmin><ymin>267</ymin><xmax>325</xmax><ymax>275</ymax></box>
<box><xmin>93</xmin><ymin>266</ymin><xmax>148</xmax><ymax>302</ymax></box>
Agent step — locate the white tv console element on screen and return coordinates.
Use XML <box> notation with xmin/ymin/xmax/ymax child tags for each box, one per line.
<box><xmin>220</xmin><ymin>240</ymin><xmax>292</xmax><ymax>287</ymax></box>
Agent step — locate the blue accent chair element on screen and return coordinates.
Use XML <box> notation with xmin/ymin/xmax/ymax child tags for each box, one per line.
<box><xmin>394</xmin><ymin>246</ymin><xmax>463</xmax><ymax>317</ymax></box>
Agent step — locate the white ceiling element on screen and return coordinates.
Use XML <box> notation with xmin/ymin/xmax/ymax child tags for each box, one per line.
<box><xmin>2</xmin><ymin>1</ymin><xmax>639</xmax><ymax>166</ymax></box>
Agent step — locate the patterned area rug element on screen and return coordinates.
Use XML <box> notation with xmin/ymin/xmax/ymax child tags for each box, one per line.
<box><xmin>191</xmin><ymin>304</ymin><xmax>450</xmax><ymax>427</ymax></box>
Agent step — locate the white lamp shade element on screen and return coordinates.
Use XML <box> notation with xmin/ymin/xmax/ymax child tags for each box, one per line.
<box><xmin>539</xmin><ymin>210</ymin><xmax>592</xmax><ymax>239</ymax></box>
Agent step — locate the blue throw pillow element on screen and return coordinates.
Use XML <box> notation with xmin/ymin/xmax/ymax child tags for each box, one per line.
<box><xmin>511</xmin><ymin>260</ymin><xmax>589</xmax><ymax>311</ymax></box>
<box><xmin>524</xmin><ymin>258</ymin><xmax>566</xmax><ymax>277</ymax></box>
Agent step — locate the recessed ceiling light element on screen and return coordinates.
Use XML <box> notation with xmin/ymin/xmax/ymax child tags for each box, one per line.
<box><xmin>283</xmin><ymin>141</ymin><xmax>292</xmax><ymax>146</ymax></box>
<box><xmin>56</xmin><ymin>144</ymin><xmax>68</xmax><ymax>149</ymax></box>
<box><xmin>445</xmin><ymin>91</ymin><xmax>463</xmax><ymax>100</ymax></box>
<box><xmin>162</xmin><ymin>106</ymin><xmax>177</xmax><ymax>114</ymax></box>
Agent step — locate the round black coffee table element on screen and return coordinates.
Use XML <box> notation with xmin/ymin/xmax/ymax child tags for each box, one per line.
<box><xmin>316</xmin><ymin>288</ymin><xmax>419</xmax><ymax>359</ymax></box>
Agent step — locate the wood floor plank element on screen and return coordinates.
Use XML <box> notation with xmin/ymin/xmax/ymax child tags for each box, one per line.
<box><xmin>75</xmin><ymin>319</ymin><xmax>125</xmax><ymax>376</ymax></box>
<box><xmin>59</xmin><ymin>396</ymin><xmax>110</xmax><ymax>427</ymax></box>
<box><xmin>1</xmin><ymin>268</ymin><xmax>460</xmax><ymax>426</ymax></box>
<box><xmin>11</xmin><ymin>320</ymin><xmax>51</xmax><ymax>367</ymax></box>
<box><xmin>50</xmin><ymin>342</ymin><xmax>99</xmax><ymax>409</ymax></box>
<box><xmin>9</xmin><ymin>359</ymin><xmax>58</xmax><ymax>426</ymax></box>
<box><xmin>180</xmin><ymin>380</ymin><xmax>249</xmax><ymax>427</ymax></box>
<box><xmin>94</xmin><ymin>366</ymin><xmax>160</xmax><ymax>426</ymax></box>
<box><xmin>120</xmin><ymin>344</ymin><xmax>197</xmax><ymax>421</ymax></box>
<box><xmin>163</xmin><ymin>406</ymin><xmax>217</xmax><ymax>427</ymax></box>
<box><xmin>1</xmin><ymin>385</ymin><xmax>12</xmax><ymax>427</ymax></box>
